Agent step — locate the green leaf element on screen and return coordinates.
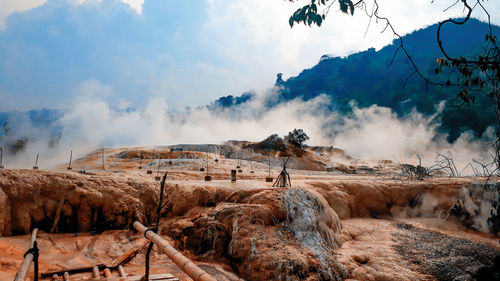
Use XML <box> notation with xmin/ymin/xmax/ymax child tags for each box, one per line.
<box><xmin>307</xmin><ymin>13</ymin><xmax>313</xmax><ymax>26</ymax></box>
<box><xmin>316</xmin><ymin>14</ymin><xmax>323</xmax><ymax>26</ymax></box>
<box><xmin>339</xmin><ymin>0</ymin><xmax>355</xmax><ymax>15</ymax></box>
<box><xmin>347</xmin><ymin>0</ymin><xmax>354</xmax><ymax>15</ymax></box>
<box><xmin>339</xmin><ymin>0</ymin><xmax>348</xmax><ymax>13</ymax></box>
<box><xmin>311</xmin><ymin>3</ymin><xmax>317</xmax><ymax>13</ymax></box>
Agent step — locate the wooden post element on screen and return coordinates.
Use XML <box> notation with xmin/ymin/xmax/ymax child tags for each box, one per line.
<box><xmin>118</xmin><ymin>265</ymin><xmax>126</xmax><ymax>277</ymax></box>
<box><xmin>101</xmin><ymin>148</ymin><xmax>105</xmax><ymax>170</ymax></box>
<box><xmin>14</xmin><ymin>228</ymin><xmax>38</xmax><ymax>281</ymax></box>
<box><xmin>199</xmin><ymin>154</ymin><xmax>205</xmax><ymax>172</ymax></box>
<box><xmin>155</xmin><ymin>156</ymin><xmax>162</xmax><ymax>181</ymax></box>
<box><xmin>103</xmin><ymin>268</ymin><xmax>112</xmax><ymax>278</ymax></box>
<box><xmin>92</xmin><ymin>266</ymin><xmax>100</xmax><ymax>278</ymax></box>
<box><xmin>266</xmin><ymin>156</ymin><xmax>273</xmax><ymax>182</ymax></box>
<box><xmin>139</xmin><ymin>153</ymin><xmax>143</xmax><ymax>169</ymax></box>
<box><xmin>204</xmin><ymin>152</ymin><xmax>211</xmax><ymax>181</ymax></box>
<box><xmin>214</xmin><ymin>145</ymin><xmax>218</xmax><ymax>163</ymax></box>
<box><xmin>273</xmin><ymin>157</ymin><xmax>291</xmax><ymax>187</ymax></box>
<box><xmin>268</xmin><ymin>156</ymin><xmax>271</xmax><ymax>176</ymax></box>
<box><xmin>231</xmin><ymin>170</ymin><xmax>236</xmax><ymax>182</ymax></box>
<box><xmin>0</xmin><ymin>147</ymin><xmax>4</xmax><ymax>169</ymax></box>
<box><xmin>67</xmin><ymin>150</ymin><xmax>72</xmax><ymax>170</ymax></box>
<box><xmin>33</xmin><ymin>153</ymin><xmax>39</xmax><ymax>170</ymax></box>
<box><xmin>147</xmin><ymin>149</ymin><xmax>154</xmax><ymax>174</ymax></box>
<box><xmin>133</xmin><ymin>221</ymin><xmax>216</xmax><ymax>281</ymax></box>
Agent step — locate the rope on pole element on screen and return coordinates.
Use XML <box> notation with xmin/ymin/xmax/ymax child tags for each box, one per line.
<box><xmin>133</xmin><ymin>221</ymin><xmax>216</xmax><ymax>281</ymax></box>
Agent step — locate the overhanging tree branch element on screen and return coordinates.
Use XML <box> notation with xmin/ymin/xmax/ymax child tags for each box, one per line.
<box><xmin>287</xmin><ymin>0</ymin><xmax>499</xmax><ymax>171</ymax></box>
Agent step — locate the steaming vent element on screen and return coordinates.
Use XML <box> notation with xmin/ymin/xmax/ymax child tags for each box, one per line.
<box><xmin>459</xmin><ymin>182</ymin><xmax>500</xmax><ymax>233</ymax></box>
<box><xmin>283</xmin><ymin>188</ymin><xmax>347</xmax><ymax>280</ymax></box>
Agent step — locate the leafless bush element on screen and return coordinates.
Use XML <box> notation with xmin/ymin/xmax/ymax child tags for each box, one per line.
<box><xmin>429</xmin><ymin>152</ymin><xmax>459</xmax><ymax>178</ymax></box>
<box><xmin>394</xmin><ymin>155</ymin><xmax>434</xmax><ymax>181</ymax></box>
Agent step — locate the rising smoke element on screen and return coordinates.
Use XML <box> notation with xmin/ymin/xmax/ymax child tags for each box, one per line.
<box><xmin>0</xmin><ymin>81</ymin><xmax>496</xmax><ymax>172</ymax></box>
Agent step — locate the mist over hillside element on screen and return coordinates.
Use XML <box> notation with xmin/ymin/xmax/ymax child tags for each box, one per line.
<box><xmin>214</xmin><ymin>18</ymin><xmax>500</xmax><ymax>142</ymax></box>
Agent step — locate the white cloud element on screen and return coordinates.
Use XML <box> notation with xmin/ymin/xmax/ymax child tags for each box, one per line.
<box><xmin>0</xmin><ymin>0</ymin><xmax>144</xmax><ymax>30</ymax></box>
<box><xmin>75</xmin><ymin>0</ymin><xmax>143</xmax><ymax>13</ymax></box>
<box><xmin>0</xmin><ymin>0</ymin><xmax>46</xmax><ymax>30</ymax></box>
<box><xmin>1</xmin><ymin>0</ymin><xmax>499</xmax><ymax>109</ymax></box>
<box><xmin>120</xmin><ymin>0</ymin><xmax>143</xmax><ymax>14</ymax></box>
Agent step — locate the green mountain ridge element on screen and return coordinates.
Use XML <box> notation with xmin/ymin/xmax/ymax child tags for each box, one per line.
<box><xmin>215</xmin><ymin>18</ymin><xmax>499</xmax><ymax>142</ymax></box>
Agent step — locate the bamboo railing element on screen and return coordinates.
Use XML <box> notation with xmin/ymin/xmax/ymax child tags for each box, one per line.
<box><xmin>14</xmin><ymin>228</ymin><xmax>38</xmax><ymax>281</ymax></box>
<box><xmin>133</xmin><ymin>221</ymin><xmax>216</xmax><ymax>281</ymax></box>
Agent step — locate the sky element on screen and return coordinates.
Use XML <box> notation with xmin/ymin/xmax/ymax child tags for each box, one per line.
<box><xmin>0</xmin><ymin>0</ymin><xmax>499</xmax><ymax>111</ymax></box>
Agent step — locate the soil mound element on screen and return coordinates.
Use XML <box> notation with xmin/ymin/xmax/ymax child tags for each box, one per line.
<box><xmin>162</xmin><ymin>185</ymin><xmax>348</xmax><ymax>281</ymax></box>
<box><xmin>0</xmin><ymin>170</ymin><xmax>160</xmax><ymax>235</ymax></box>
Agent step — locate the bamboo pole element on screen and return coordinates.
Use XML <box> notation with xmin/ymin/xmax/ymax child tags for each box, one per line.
<box><xmin>92</xmin><ymin>266</ymin><xmax>100</xmax><ymax>278</ymax></box>
<box><xmin>14</xmin><ymin>228</ymin><xmax>38</xmax><ymax>281</ymax></box>
<box><xmin>103</xmin><ymin>268</ymin><xmax>112</xmax><ymax>278</ymax></box>
<box><xmin>118</xmin><ymin>265</ymin><xmax>126</xmax><ymax>277</ymax></box>
<box><xmin>133</xmin><ymin>221</ymin><xmax>216</xmax><ymax>281</ymax></box>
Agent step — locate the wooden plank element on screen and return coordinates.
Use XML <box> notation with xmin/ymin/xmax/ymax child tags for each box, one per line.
<box><xmin>149</xmin><ymin>274</ymin><xmax>176</xmax><ymax>280</ymax></box>
<box><xmin>41</xmin><ymin>264</ymin><xmax>106</xmax><ymax>278</ymax></box>
<box><xmin>87</xmin><ymin>276</ymin><xmax>178</xmax><ymax>281</ymax></box>
<box><xmin>126</xmin><ymin>274</ymin><xmax>176</xmax><ymax>281</ymax></box>
<box><xmin>41</xmin><ymin>238</ymin><xmax>145</xmax><ymax>278</ymax></box>
<box><xmin>108</xmin><ymin>240</ymin><xmax>148</xmax><ymax>268</ymax></box>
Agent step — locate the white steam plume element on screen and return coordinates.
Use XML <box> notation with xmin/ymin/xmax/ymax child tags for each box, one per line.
<box><xmin>1</xmin><ymin>80</ymin><xmax>496</xmax><ymax>173</ymax></box>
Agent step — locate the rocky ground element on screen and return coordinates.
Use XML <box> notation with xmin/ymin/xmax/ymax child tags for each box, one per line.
<box><xmin>0</xmin><ymin>142</ymin><xmax>499</xmax><ymax>281</ymax></box>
